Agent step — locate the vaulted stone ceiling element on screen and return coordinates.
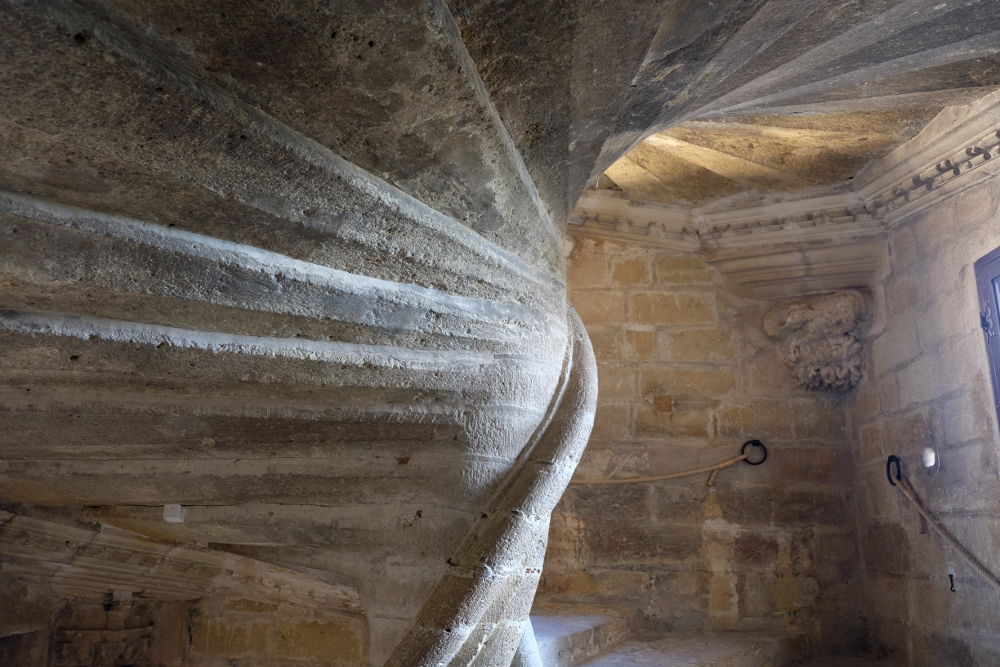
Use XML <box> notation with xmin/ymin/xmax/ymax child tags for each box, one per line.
<box><xmin>598</xmin><ymin>110</ymin><xmax>941</xmax><ymax>206</ymax></box>
<box><xmin>3</xmin><ymin>0</ymin><xmax>1000</xmax><ymax>664</ymax></box>
<box><xmin>581</xmin><ymin>0</ymin><xmax>1000</xmax><ymax>208</ymax></box>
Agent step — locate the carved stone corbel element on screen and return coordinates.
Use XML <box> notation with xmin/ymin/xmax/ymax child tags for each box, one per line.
<box><xmin>763</xmin><ymin>290</ymin><xmax>870</xmax><ymax>392</ymax></box>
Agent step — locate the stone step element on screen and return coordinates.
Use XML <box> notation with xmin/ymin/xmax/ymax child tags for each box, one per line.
<box><xmin>579</xmin><ymin>632</ymin><xmax>802</xmax><ymax>667</ymax></box>
<box><xmin>528</xmin><ymin>613</ymin><xmax>630</xmax><ymax>667</ymax></box>
<box><xmin>791</xmin><ymin>659</ymin><xmax>897</xmax><ymax>667</ymax></box>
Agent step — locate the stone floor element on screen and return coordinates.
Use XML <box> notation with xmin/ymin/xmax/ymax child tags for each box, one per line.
<box><xmin>792</xmin><ymin>659</ymin><xmax>896</xmax><ymax>667</ymax></box>
<box><xmin>579</xmin><ymin>632</ymin><xmax>794</xmax><ymax>666</ymax></box>
<box><xmin>576</xmin><ymin>632</ymin><xmax>896</xmax><ymax>667</ymax></box>
<box><xmin>531</xmin><ymin>613</ymin><xmax>629</xmax><ymax>665</ymax></box>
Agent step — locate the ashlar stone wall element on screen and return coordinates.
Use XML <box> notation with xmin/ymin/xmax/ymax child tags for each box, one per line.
<box><xmin>0</xmin><ymin>582</ymin><xmax>367</xmax><ymax>667</ymax></box>
<box><xmin>540</xmin><ymin>237</ymin><xmax>865</xmax><ymax>652</ymax></box>
<box><xmin>850</xmin><ymin>178</ymin><xmax>1000</xmax><ymax>666</ymax></box>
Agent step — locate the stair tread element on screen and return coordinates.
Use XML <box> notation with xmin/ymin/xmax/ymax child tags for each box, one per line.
<box><xmin>579</xmin><ymin>631</ymin><xmax>790</xmax><ymax>667</ymax></box>
<box><xmin>531</xmin><ymin>613</ymin><xmax>618</xmax><ymax>639</ymax></box>
<box><xmin>528</xmin><ymin>612</ymin><xmax>629</xmax><ymax>666</ymax></box>
<box><xmin>792</xmin><ymin>659</ymin><xmax>897</xmax><ymax>667</ymax></box>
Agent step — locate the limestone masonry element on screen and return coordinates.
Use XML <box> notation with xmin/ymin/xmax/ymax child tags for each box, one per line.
<box><xmin>2</xmin><ymin>1</ymin><xmax>1000</xmax><ymax>665</ymax></box>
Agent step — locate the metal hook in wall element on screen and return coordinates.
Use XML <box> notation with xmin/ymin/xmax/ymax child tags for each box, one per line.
<box><xmin>886</xmin><ymin>454</ymin><xmax>901</xmax><ymax>486</ymax></box>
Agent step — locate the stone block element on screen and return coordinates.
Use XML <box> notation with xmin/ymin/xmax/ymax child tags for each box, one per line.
<box><xmin>877</xmin><ymin>372</ymin><xmax>901</xmax><ymax>413</ymax></box>
<box><xmin>650</xmin><ymin>484</ymin><xmax>708</xmax><ymax>524</ymax></box>
<box><xmin>745</xmin><ymin>347</ymin><xmax>801</xmax><ymax>394</ymax></box>
<box><xmin>895</xmin><ymin>354</ymin><xmax>946</xmax><ymax>409</ymax></box>
<box><xmin>732</xmin><ymin>533</ymin><xmax>779</xmax><ymax>567</ymax></box>
<box><xmin>586</xmin><ymin>325</ymin><xmax>620</xmax><ymax>364</ymax></box>
<box><xmin>863</xmin><ymin>521</ymin><xmax>910</xmax><ymax>575</ymax></box>
<box><xmin>817</xmin><ymin>614</ymin><xmax>869</xmax><ymax>656</ymax></box>
<box><xmin>858</xmin><ymin>466</ymin><xmax>908</xmax><ymax>520</ymax></box>
<box><xmin>647</xmin><ymin>570</ymin><xmax>708</xmax><ymax>626</ymax></box>
<box><xmin>715</xmin><ymin>487</ymin><xmax>774</xmax><ymax>526</ymax></box>
<box><xmin>889</xmin><ymin>225</ymin><xmax>919</xmax><ymax>270</ymax></box>
<box><xmin>792</xmin><ymin>399</ymin><xmax>846</xmax><ymax>440</ymax></box>
<box><xmin>596</xmin><ymin>366</ymin><xmax>636</xmax><ymax>404</ymax></box>
<box><xmin>871</xmin><ymin>315</ymin><xmax>920</xmax><ymax>375</ymax></box>
<box><xmin>590</xmin><ymin>404</ymin><xmax>631</xmax><ymax>440</ymax></box>
<box><xmin>911</xmin><ymin>201</ymin><xmax>960</xmax><ymax>252</ymax></box>
<box><xmin>538</xmin><ymin>568</ymin><xmax>598</xmax><ymax>597</ymax></box>
<box><xmin>589</xmin><ymin>568</ymin><xmax>653</xmax><ymax>599</ymax></box>
<box><xmin>635</xmin><ymin>404</ymin><xmax>711</xmax><ymax>438</ymax></box>
<box><xmin>952</xmin><ymin>179</ymin><xmax>996</xmax><ymax>225</ymax></box>
<box><xmin>573</xmin><ymin>289</ymin><xmax>626</xmax><ymax>325</ymax></box>
<box><xmin>908</xmin><ymin>577</ymin><xmax>1000</xmax><ymax>635</ymax></box>
<box><xmin>881</xmin><ymin>407</ymin><xmax>938</xmax><ymax>457</ymax></box>
<box><xmin>275</xmin><ymin>617</ymin><xmax>366</xmax><ymax>663</ymax></box>
<box><xmin>641</xmin><ymin>367</ymin><xmax>736</xmax><ymax>398</ymax></box>
<box><xmin>886</xmin><ymin>275</ymin><xmax>919</xmax><ymax>317</ymax></box>
<box><xmin>191</xmin><ymin>616</ymin><xmax>272</xmax><ymax>656</ymax></box>
<box><xmin>944</xmin><ymin>390</ymin><xmax>994</xmax><ymax>446</ymax></box>
<box><xmin>774</xmin><ymin>575</ymin><xmax>818</xmax><ymax>613</ymax></box>
<box><xmin>571</xmin><ymin>444</ymin><xmax>637</xmax><ymax>480</ymax></box>
<box><xmin>772</xmin><ymin>490</ymin><xmax>846</xmax><ymax>527</ymax></box>
<box><xmin>750</xmin><ymin>446</ymin><xmax>852</xmax><ymax>486</ymax></box>
<box><xmin>911</xmin><ymin>632</ymin><xmax>975</xmax><ymax>667</ymax></box>
<box><xmin>611</xmin><ymin>256</ymin><xmax>651</xmax><ymax>287</ymax></box>
<box><xmin>567</xmin><ymin>251</ymin><xmax>609</xmax><ymax>289</ymax></box>
<box><xmin>570</xmin><ymin>483</ymin><xmax>650</xmax><ymax>520</ymax></box>
<box><xmin>655</xmin><ymin>254</ymin><xmax>714</xmax><ymax>284</ymax></box>
<box><xmin>629</xmin><ymin>292</ymin><xmax>716</xmax><ymax>326</ymax></box>
<box><xmin>585</xmin><ymin>522</ymin><xmax>701</xmax><ymax>564</ymax></box>
<box><xmin>707</xmin><ymin>575</ymin><xmax>738</xmax><ymax>623</ymax></box>
<box><xmin>652</xmin><ymin>394</ymin><xmax>673</xmax><ymax>412</ymax></box>
<box><xmin>852</xmin><ymin>379</ymin><xmax>880</xmax><ymax>421</ymax></box>
<box><xmin>867</xmin><ymin>575</ymin><xmax>910</xmax><ymax>657</ymax></box>
<box><xmin>660</xmin><ymin>328</ymin><xmax>735</xmax><ymax>363</ymax></box>
<box><xmin>813</xmin><ymin>531</ymin><xmax>860</xmax><ymax>601</ymax></box>
<box><xmin>939</xmin><ymin>333</ymin><xmax>990</xmax><ymax>391</ymax></box>
<box><xmin>718</xmin><ymin>399</ymin><xmax>804</xmax><ymax>440</ymax></box>
<box><xmin>622</xmin><ymin>327</ymin><xmax>656</xmax><ymax>362</ymax></box>
<box><xmin>737</xmin><ymin>573</ymin><xmax>775</xmax><ymax>617</ymax></box>
<box><xmin>857</xmin><ymin>421</ymin><xmax>885</xmax><ymax>466</ymax></box>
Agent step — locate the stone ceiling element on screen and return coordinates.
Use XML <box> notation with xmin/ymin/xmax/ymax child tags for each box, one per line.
<box><xmin>597</xmin><ymin>110</ymin><xmax>941</xmax><ymax>207</ymax></box>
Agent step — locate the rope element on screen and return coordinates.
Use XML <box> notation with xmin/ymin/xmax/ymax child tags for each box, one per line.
<box><xmin>570</xmin><ymin>453</ymin><xmax>748</xmax><ymax>485</ymax></box>
<box><xmin>889</xmin><ymin>468</ymin><xmax>1000</xmax><ymax>589</ymax></box>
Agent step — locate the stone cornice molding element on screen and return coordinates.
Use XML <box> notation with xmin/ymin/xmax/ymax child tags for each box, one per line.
<box><xmin>570</xmin><ymin>188</ymin><xmax>885</xmax><ymax>255</ymax></box>
<box><xmin>569</xmin><ymin>188</ymin><xmax>883</xmax><ymax>251</ymax></box>
<box><xmin>858</xmin><ymin>90</ymin><xmax>1000</xmax><ymax>225</ymax></box>
<box><xmin>694</xmin><ymin>190</ymin><xmax>882</xmax><ymax>248</ymax></box>
<box><xmin>568</xmin><ymin>190</ymin><xmax>698</xmax><ymax>251</ymax></box>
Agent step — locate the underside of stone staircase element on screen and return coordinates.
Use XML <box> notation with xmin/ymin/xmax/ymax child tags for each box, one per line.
<box><xmin>3</xmin><ymin>0</ymin><xmax>1000</xmax><ymax>665</ymax></box>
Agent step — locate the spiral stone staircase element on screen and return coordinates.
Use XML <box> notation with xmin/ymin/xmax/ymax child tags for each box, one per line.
<box><xmin>2</xmin><ymin>0</ymin><xmax>1000</xmax><ymax>665</ymax></box>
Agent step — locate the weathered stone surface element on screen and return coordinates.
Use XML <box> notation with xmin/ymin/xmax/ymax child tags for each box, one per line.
<box><xmin>5</xmin><ymin>1</ymin><xmax>1000</xmax><ymax>664</ymax></box>
<box><xmin>763</xmin><ymin>290</ymin><xmax>870</xmax><ymax>392</ymax></box>
<box><xmin>661</xmin><ymin>329</ymin><xmax>735</xmax><ymax>363</ymax></box>
<box><xmin>611</xmin><ymin>257</ymin><xmax>653</xmax><ymax>287</ymax></box>
<box><xmin>550</xmin><ymin>236</ymin><xmax>864</xmax><ymax>651</ymax></box>
<box><xmin>629</xmin><ymin>292</ymin><xmax>717</xmax><ymax>326</ymax></box>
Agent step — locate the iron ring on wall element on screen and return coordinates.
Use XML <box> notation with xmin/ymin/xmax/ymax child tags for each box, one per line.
<box><xmin>741</xmin><ymin>439</ymin><xmax>767</xmax><ymax>465</ymax></box>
